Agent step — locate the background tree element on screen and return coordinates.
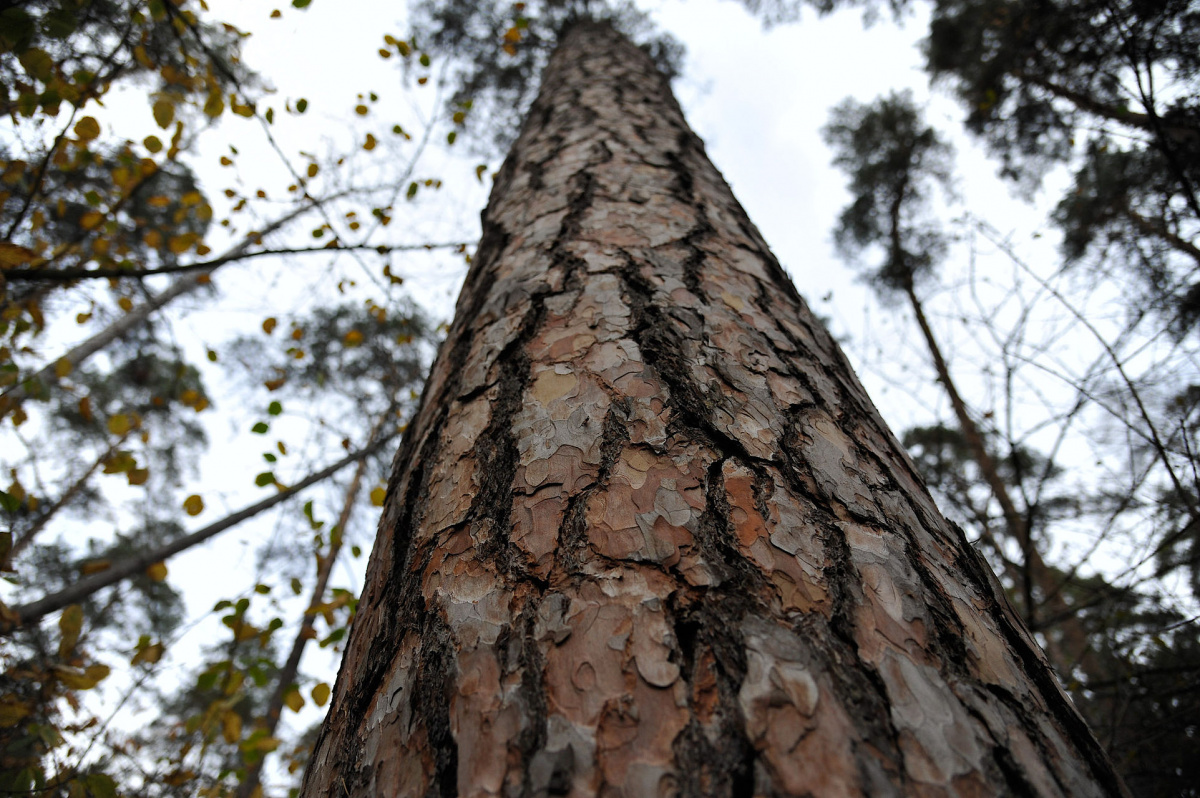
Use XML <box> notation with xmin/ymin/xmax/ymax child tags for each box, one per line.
<box><xmin>823</xmin><ymin>86</ymin><xmax>1200</xmax><ymax>798</ymax></box>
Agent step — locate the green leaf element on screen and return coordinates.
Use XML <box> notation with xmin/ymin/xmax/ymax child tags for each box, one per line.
<box><xmin>251</xmin><ymin>421</ymin><xmax>269</xmax><ymax>434</ymax></box>
<box><xmin>0</xmin><ymin>489</ymin><xmax>19</xmax><ymax>513</ymax></box>
<box><xmin>0</xmin><ymin>9</ymin><xmax>36</xmax><ymax>53</ymax></box>
<box><xmin>263</xmin><ymin>452</ymin><xmax>277</xmax><ymax>463</ymax></box>
<box><xmin>42</xmin><ymin>8</ymin><xmax>79</xmax><ymax>39</ymax></box>
<box><xmin>18</xmin><ymin>47</ymin><xmax>53</xmax><ymax>82</ymax></box>
<box><xmin>267</xmin><ymin>401</ymin><xmax>282</xmax><ymax>416</ymax></box>
<box><xmin>295</xmin><ymin>98</ymin><xmax>308</xmax><ymax>113</ymax></box>
<box><xmin>292</xmin><ymin>0</ymin><xmax>312</xmax><ymax>7</ymax></box>
<box><xmin>83</xmin><ymin>773</ymin><xmax>117</xmax><ymax>798</ymax></box>
<box><xmin>319</xmin><ymin>628</ymin><xmax>347</xmax><ymax>648</ymax></box>
<box><xmin>254</xmin><ymin>472</ymin><xmax>276</xmax><ymax>487</ymax></box>
<box><xmin>405</xmin><ymin>181</ymin><xmax>418</xmax><ymax>200</ymax></box>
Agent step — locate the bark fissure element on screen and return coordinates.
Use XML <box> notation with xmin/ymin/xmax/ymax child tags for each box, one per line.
<box><xmin>555</xmin><ymin>401</ymin><xmax>630</xmax><ymax>576</ymax></box>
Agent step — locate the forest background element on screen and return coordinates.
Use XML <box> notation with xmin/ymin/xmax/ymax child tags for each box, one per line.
<box><xmin>1</xmin><ymin>0</ymin><xmax>1196</xmax><ymax>796</ymax></box>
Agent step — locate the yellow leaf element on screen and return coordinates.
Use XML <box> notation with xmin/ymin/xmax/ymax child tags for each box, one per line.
<box><xmin>74</xmin><ymin>116</ymin><xmax>101</xmax><ymax>140</ymax></box>
<box><xmin>145</xmin><ymin>562</ymin><xmax>168</xmax><ymax>581</ymax></box>
<box><xmin>168</xmin><ymin>234</ymin><xmax>196</xmax><ymax>254</ymax></box>
<box><xmin>147</xmin><ymin>195</ymin><xmax>171</xmax><ymax>208</ymax></box>
<box><xmin>59</xmin><ymin>604</ymin><xmax>83</xmax><ymax>657</ymax></box>
<box><xmin>253</xmin><ymin>735</ymin><xmax>281</xmax><ymax>752</ymax></box>
<box><xmin>0</xmin><ymin>701</ymin><xmax>32</xmax><ymax>727</ymax></box>
<box><xmin>102</xmin><ymin>451</ymin><xmax>136</xmax><ymax>474</ymax></box>
<box><xmin>204</xmin><ymin>92</ymin><xmax>225</xmax><ymax>118</ymax></box>
<box><xmin>79</xmin><ymin>396</ymin><xmax>93</xmax><ymax>422</ymax></box>
<box><xmin>183</xmin><ymin>494</ymin><xmax>204</xmax><ymax>516</ymax></box>
<box><xmin>262</xmin><ymin>317</ymin><xmax>278</xmax><ymax>335</ymax></box>
<box><xmin>221</xmin><ymin>711</ymin><xmax>242</xmax><ymax>743</ymax></box>
<box><xmin>504</xmin><ymin>27</ymin><xmax>521</xmax><ymax>43</ymax></box>
<box><xmin>143</xmin><ymin>229</ymin><xmax>162</xmax><ymax>248</ymax></box>
<box><xmin>80</xmin><ymin>211</ymin><xmax>103</xmax><ymax>230</ymax></box>
<box><xmin>311</xmin><ymin>682</ymin><xmax>331</xmax><ymax>707</ymax></box>
<box><xmin>54</xmin><ymin>357</ymin><xmax>72</xmax><ymax>378</ymax></box>
<box><xmin>0</xmin><ymin>242</ymin><xmax>38</xmax><ymax>267</ymax></box>
<box><xmin>80</xmin><ymin>559</ymin><xmax>111</xmax><ymax>575</ymax></box>
<box><xmin>283</xmin><ymin>688</ymin><xmax>304</xmax><ymax>713</ymax></box>
<box><xmin>127</xmin><ymin>468</ymin><xmax>149</xmax><ymax>485</ymax></box>
<box><xmin>363</xmin><ymin>133</ymin><xmax>377</xmax><ymax>151</ymax></box>
<box><xmin>343</xmin><ymin>329</ymin><xmax>364</xmax><ymax>347</ymax></box>
<box><xmin>354</xmin><ymin>104</ymin><xmax>368</xmax><ymax>116</ymax></box>
<box><xmin>153</xmin><ymin>99</ymin><xmax>175</xmax><ymax>129</ymax></box>
<box><xmin>107</xmin><ymin>414</ymin><xmax>132</xmax><ymax>435</ymax></box>
<box><xmin>144</xmin><ymin>135</ymin><xmax>163</xmax><ymax>153</ymax></box>
<box><xmin>53</xmin><ymin>663</ymin><xmax>111</xmax><ymax>690</ymax></box>
<box><xmin>370</xmin><ymin>487</ymin><xmax>386</xmax><ymax>507</ymax></box>
<box><xmin>118</xmin><ymin>297</ymin><xmax>134</xmax><ymax>312</ymax></box>
<box><xmin>306</xmin><ymin>163</ymin><xmax>319</xmax><ymax>178</ymax></box>
<box><xmin>502</xmin><ymin>42</ymin><xmax>517</xmax><ymax>56</ymax></box>
<box><xmin>131</xmin><ymin>640</ymin><xmax>164</xmax><ymax>666</ymax></box>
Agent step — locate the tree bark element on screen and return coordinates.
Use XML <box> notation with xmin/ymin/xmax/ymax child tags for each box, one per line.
<box><xmin>301</xmin><ymin>21</ymin><xmax>1125</xmax><ymax>798</ymax></box>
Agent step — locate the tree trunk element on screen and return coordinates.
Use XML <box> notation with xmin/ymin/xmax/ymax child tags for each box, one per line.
<box><xmin>300</xmin><ymin>21</ymin><xmax>1125</xmax><ymax>798</ymax></box>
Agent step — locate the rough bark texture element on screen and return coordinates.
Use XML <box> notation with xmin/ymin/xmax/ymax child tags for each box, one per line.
<box><xmin>300</xmin><ymin>22</ymin><xmax>1125</xmax><ymax>798</ymax></box>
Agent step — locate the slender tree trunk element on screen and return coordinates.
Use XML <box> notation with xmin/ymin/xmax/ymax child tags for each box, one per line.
<box><xmin>6</xmin><ymin>430</ymin><xmax>130</xmax><ymax>565</ymax></box>
<box><xmin>2</xmin><ymin>438</ymin><xmax>391</xmax><ymax>631</ymax></box>
<box><xmin>302</xmin><ymin>21</ymin><xmax>1125</xmax><ymax>797</ymax></box>
<box><xmin>901</xmin><ymin>282</ymin><xmax>1104</xmax><ymax>683</ymax></box>
<box><xmin>238</xmin><ymin>416</ymin><xmax>383</xmax><ymax>798</ymax></box>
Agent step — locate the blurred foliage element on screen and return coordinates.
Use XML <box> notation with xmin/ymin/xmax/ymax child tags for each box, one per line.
<box><xmin>408</xmin><ymin>0</ymin><xmax>683</xmax><ymax>151</ymax></box>
<box><xmin>1</xmin><ymin>1</ymin><xmax>446</xmax><ymax>795</ymax></box>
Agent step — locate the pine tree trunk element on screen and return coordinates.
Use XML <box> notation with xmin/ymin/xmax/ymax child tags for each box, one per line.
<box><xmin>300</xmin><ymin>21</ymin><xmax>1125</xmax><ymax>798</ymax></box>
